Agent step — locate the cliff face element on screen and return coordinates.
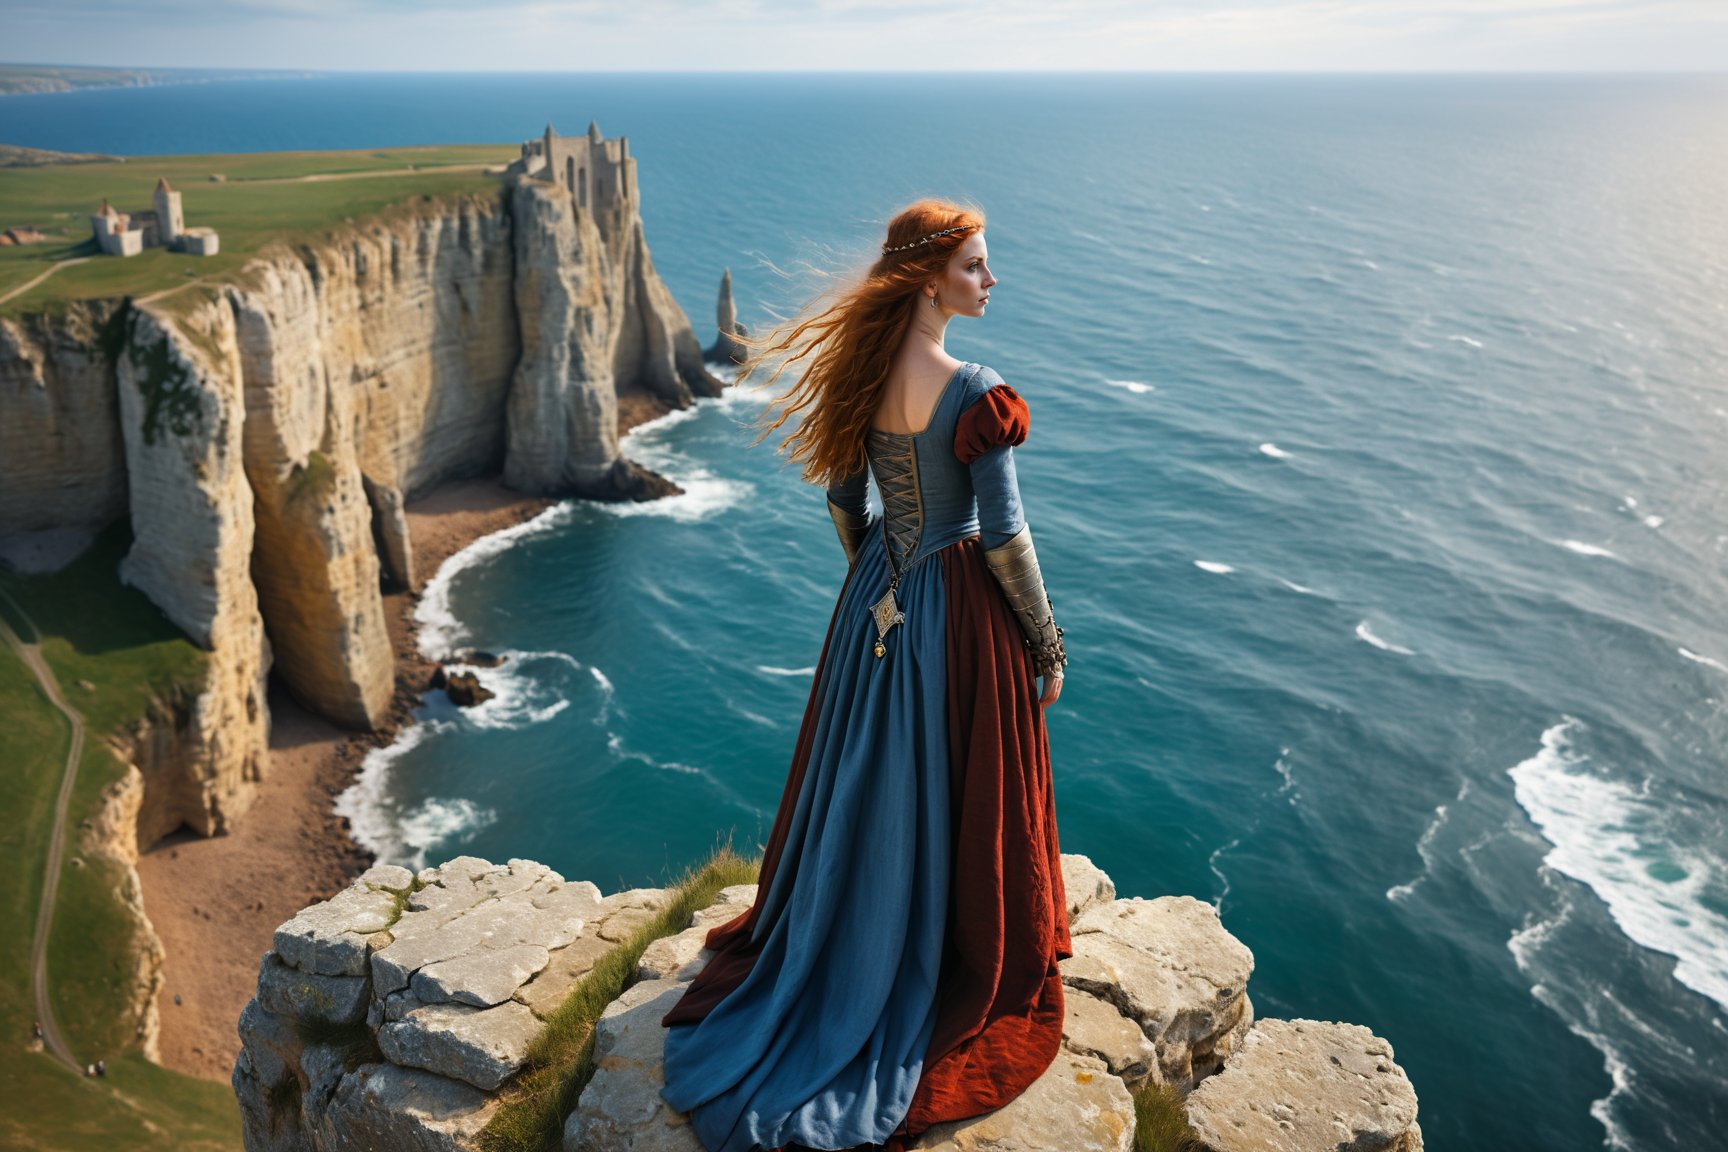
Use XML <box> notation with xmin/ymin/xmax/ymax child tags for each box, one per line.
<box><xmin>0</xmin><ymin>301</ymin><xmax>129</xmax><ymax>536</ymax></box>
<box><xmin>505</xmin><ymin>177</ymin><xmax>720</xmax><ymax>497</ymax></box>
<box><xmin>0</xmin><ymin>148</ymin><xmax>722</xmax><ymax>849</ymax></box>
<box><xmin>114</xmin><ymin>298</ymin><xmax>272</xmax><ymax>837</ymax></box>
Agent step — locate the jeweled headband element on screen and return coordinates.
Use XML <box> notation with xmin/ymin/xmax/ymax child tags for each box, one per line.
<box><xmin>881</xmin><ymin>224</ymin><xmax>978</xmax><ymax>255</ymax></box>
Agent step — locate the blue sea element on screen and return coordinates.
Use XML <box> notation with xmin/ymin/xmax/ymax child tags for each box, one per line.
<box><xmin>5</xmin><ymin>72</ymin><xmax>1725</xmax><ymax>1152</ymax></box>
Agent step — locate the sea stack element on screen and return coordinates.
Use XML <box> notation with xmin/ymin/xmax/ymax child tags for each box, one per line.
<box><xmin>705</xmin><ymin>268</ymin><xmax>748</xmax><ymax>366</ymax></box>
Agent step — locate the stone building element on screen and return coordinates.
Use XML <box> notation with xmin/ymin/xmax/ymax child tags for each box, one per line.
<box><xmin>513</xmin><ymin>119</ymin><xmax>638</xmax><ymax>229</ymax></box>
<box><xmin>88</xmin><ymin>176</ymin><xmax>218</xmax><ymax>258</ymax></box>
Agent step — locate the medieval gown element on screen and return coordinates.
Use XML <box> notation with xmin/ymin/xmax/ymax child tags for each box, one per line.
<box><xmin>658</xmin><ymin>361</ymin><xmax>1072</xmax><ymax>1152</ymax></box>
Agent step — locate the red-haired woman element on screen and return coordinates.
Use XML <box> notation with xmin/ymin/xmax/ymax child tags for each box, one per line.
<box><xmin>660</xmin><ymin>200</ymin><xmax>1070</xmax><ymax>1152</ymax></box>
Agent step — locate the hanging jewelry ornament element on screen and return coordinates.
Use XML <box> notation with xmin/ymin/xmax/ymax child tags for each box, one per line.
<box><xmin>870</xmin><ymin>582</ymin><xmax>904</xmax><ymax>658</ymax></box>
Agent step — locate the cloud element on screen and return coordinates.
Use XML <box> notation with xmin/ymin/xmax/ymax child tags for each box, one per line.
<box><xmin>4</xmin><ymin>0</ymin><xmax>1723</xmax><ymax>70</ymax></box>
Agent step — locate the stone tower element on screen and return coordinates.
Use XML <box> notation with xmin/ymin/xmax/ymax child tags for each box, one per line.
<box><xmin>154</xmin><ymin>177</ymin><xmax>183</xmax><ymax>245</ymax></box>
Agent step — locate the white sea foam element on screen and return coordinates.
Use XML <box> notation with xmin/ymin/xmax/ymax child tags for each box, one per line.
<box><xmin>1509</xmin><ymin>719</ymin><xmax>1728</xmax><ymax>1012</ymax></box>
<box><xmin>1258</xmin><ymin>442</ymin><xmax>1290</xmax><ymax>458</ymax></box>
<box><xmin>756</xmin><ymin>664</ymin><xmax>816</xmax><ymax>677</ymax></box>
<box><xmin>1104</xmin><ymin>378</ymin><xmax>1154</xmax><ymax>394</ymax></box>
<box><xmin>435</xmin><ymin>650</ymin><xmax>578</xmax><ymax>730</ymax></box>
<box><xmin>1207</xmin><ymin>837</ymin><xmax>1239</xmax><ymax>909</ymax></box>
<box><xmin>1272</xmin><ymin>748</ymin><xmax>1299</xmax><ymax>804</ymax></box>
<box><xmin>1507</xmin><ymin>876</ymin><xmax>1638</xmax><ymax>1151</ymax></box>
<box><xmin>1448</xmin><ymin>334</ymin><xmax>1484</xmax><ymax>348</ymax></box>
<box><xmin>415</xmin><ymin>503</ymin><xmax>575</xmax><ymax>660</ymax></box>
<box><xmin>1679</xmin><ymin>647</ymin><xmax>1728</xmax><ymax>674</ymax></box>
<box><xmin>1558</xmin><ymin>539</ymin><xmax>1617</xmax><ymax>558</ymax></box>
<box><xmin>395</xmin><ymin>797</ymin><xmax>498</xmax><ymax>871</ymax></box>
<box><xmin>333</xmin><ymin>648</ymin><xmax>580</xmax><ymax>866</ymax></box>
<box><xmin>1355</xmin><ymin>620</ymin><xmax>1415</xmax><ymax>655</ymax></box>
<box><xmin>1387</xmin><ymin>778</ymin><xmax>1471</xmax><ymax>903</ymax></box>
<box><xmin>1278</xmin><ymin>577</ymin><xmax>1317</xmax><ymax>595</ymax></box>
<box><xmin>1643</xmin><ymin>515</ymin><xmax>1664</xmax><ymax>528</ymax></box>
<box><xmin>1195</xmin><ymin>560</ymin><xmax>1234</xmax><ymax>574</ymax></box>
<box><xmin>1361</xmin><ymin>259</ymin><xmax>1381</xmax><ymax>270</ymax></box>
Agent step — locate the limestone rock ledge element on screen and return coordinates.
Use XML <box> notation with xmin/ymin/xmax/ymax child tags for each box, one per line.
<box><xmin>235</xmin><ymin>853</ymin><xmax>1422</xmax><ymax>1152</ymax></box>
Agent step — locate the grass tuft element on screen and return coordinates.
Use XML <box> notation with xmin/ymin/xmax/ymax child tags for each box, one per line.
<box><xmin>473</xmin><ymin>839</ymin><xmax>760</xmax><ymax>1152</ymax></box>
<box><xmin>1133</xmin><ymin>1077</ymin><xmax>1206</xmax><ymax>1152</ymax></box>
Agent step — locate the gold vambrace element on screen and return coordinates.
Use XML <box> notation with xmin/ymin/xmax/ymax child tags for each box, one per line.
<box><xmin>827</xmin><ymin>498</ymin><xmax>870</xmax><ymax>566</ymax></box>
<box><xmin>982</xmin><ymin>524</ymin><xmax>1067</xmax><ymax>678</ymax></box>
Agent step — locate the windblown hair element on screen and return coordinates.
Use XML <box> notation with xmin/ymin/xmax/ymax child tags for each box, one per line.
<box><xmin>738</xmin><ymin>198</ymin><xmax>986</xmax><ymax>487</ymax></box>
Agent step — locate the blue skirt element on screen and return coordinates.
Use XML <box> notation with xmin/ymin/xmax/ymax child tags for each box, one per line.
<box><xmin>659</xmin><ymin>525</ymin><xmax>953</xmax><ymax>1151</ymax></box>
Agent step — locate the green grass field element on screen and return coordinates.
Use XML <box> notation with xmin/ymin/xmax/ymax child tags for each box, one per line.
<box><xmin>0</xmin><ymin>525</ymin><xmax>239</xmax><ymax>1149</ymax></box>
<box><xmin>0</xmin><ymin>143</ymin><xmax>517</xmax><ymax>313</ymax></box>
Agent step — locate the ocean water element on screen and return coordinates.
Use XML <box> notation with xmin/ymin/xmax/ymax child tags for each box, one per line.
<box><xmin>5</xmin><ymin>72</ymin><xmax>1726</xmax><ymax>1151</ymax></box>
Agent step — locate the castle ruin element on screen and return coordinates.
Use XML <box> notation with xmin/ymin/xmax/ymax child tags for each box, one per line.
<box><xmin>510</xmin><ymin>119</ymin><xmax>637</xmax><ymax>227</ymax></box>
<box><xmin>90</xmin><ymin>176</ymin><xmax>219</xmax><ymax>258</ymax></box>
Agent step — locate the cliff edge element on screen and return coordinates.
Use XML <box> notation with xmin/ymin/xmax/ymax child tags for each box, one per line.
<box><xmin>234</xmin><ymin>853</ymin><xmax>1422</xmax><ymax>1152</ymax></box>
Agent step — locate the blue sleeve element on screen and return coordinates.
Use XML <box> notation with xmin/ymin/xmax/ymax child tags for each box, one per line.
<box><xmin>825</xmin><ymin>461</ymin><xmax>869</xmax><ymax>520</ymax></box>
<box><xmin>961</xmin><ymin>368</ymin><xmax>1027</xmax><ymax>550</ymax></box>
<box><xmin>971</xmin><ymin>442</ymin><xmax>1026</xmax><ymax>550</ymax></box>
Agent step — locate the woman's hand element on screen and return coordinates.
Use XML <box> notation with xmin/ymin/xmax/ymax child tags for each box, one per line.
<box><xmin>1038</xmin><ymin>669</ymin><xmax>1063</xmax><ymax>708</ymax></box>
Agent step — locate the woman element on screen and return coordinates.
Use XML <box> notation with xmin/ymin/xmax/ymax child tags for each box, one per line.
<box><xmin>658</xmin><ymin>199</ymin><xmax>1071</xmax><ymax>1152</ymax></box>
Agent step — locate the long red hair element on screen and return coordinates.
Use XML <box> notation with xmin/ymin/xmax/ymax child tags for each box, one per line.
<box><xmin>739</xmin><ymin>198</ymin><xmax>986</xmax><ymax>487</ymax></box>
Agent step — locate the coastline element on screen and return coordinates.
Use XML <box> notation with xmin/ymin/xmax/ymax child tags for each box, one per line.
<box><xmin>135</xmin><ymin>392</ymin><xmax>684</xmax><ymax>1082</ymax></box>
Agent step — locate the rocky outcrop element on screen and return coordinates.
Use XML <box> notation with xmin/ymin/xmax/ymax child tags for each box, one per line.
<box><xmin>0</xmin><ymin>301</ymin><xmax>129</xmax><ymax>537</ymax></box>
<box><xmin>77</xmin><ymin>761</ymin><xmax>167</xmax><ymax>1062</ymax></box>
<box><xmin>1186</xmin><ymin>1019</ymin><xmax>1424</xmax><ymax>1152</ymax></box>
<box><xmin>112</xmin><ymin>298</ymin><xmax>272</xmax><ymax>837</ymax></box>
<box><xmin>230</xmin><ymin>261</ymin><xmax>394</xmax><ymax>730</ymax></box>
<box><xmin>235</xmin><ymin>854</ymin><xmax>1423</xmax><ymax>1152</ymax></box>
<box><xmin>504</xmin><ymin>175</ymin><xmax>720</xmax><ymax>499</ymax></box>
<box><xmin>703</xmin><ymin>267</ymin><xmax>748</xmax><ymax>366</ymax></box>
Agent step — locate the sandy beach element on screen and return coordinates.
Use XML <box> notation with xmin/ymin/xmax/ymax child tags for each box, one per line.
<box><xmin>136</xmin><ymin>390</ymin><xmax>679</xmax><ymax>1081</ymax></box>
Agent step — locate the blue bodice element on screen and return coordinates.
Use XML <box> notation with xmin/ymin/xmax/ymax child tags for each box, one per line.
<box><xmin>827</xmin><ymin>361</ymin><xmax>1026</xmax><ymax>573</ymax></box>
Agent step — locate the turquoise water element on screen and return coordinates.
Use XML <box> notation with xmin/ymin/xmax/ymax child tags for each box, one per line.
<box><xmin>7</xmin><ymin>73</ymin><xmax>1726</xmax><ymax>1151</ymax></box>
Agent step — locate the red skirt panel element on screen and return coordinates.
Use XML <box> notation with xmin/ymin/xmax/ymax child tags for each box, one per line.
<box><xmin>893</xmin><ymin>535</ymin><xmax>1070</xmax><ymax>1141</ymax></box>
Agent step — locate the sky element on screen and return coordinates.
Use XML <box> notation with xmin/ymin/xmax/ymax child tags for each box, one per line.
<box><xmin>3</xmin><ymin>0</ymin><xmax>1724</xmax><ymax>73</ymax></box>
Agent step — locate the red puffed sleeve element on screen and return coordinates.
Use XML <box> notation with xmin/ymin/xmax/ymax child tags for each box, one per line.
<box><xmin>953</xmin><ymin>384</ymin><xmax>1030</xmax><ymax>464</ymax></box>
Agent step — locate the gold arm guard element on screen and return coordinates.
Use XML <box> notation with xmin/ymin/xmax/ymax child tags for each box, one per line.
<box><xmin>827</xmin><ymin>498</ymin><xmax>869</xmax><ymax>566</ymax></box>
<box><xmin>982</xmin><ymin>523</ymin><xmax>1067</xmax><ymax>678</ymax></box>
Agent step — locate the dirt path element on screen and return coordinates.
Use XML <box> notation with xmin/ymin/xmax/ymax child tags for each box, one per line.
<box><xmin>0</xmin><ymin>256</ymin><xmax>89</xmax><ymax>307</ymax></box>
<box><xmin>0</xmin><ymin>587</ymin><xmax>84</xmax><ymax>1075</ymax></box>
<box><xmin>240</xmin><ymin>162</ymin><xmax>500</xmax><ymax>186</ymax></box>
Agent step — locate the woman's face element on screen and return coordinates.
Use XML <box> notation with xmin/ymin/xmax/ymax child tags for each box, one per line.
<box><xmin>931</xmin><ymin>230</ymin><xmax>995</xmax><ymax>318</ymax></box>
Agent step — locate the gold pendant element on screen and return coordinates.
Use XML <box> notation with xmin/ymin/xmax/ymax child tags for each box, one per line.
<box><xmin>870</xmin><ymin>584</ymin><xmax>905</xmax><ymax>659</ymax></box>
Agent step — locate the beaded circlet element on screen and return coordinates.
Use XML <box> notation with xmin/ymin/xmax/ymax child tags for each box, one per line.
<box><xmin>881</xmin><ymin>225</ymin><xmax>976</xmax><ymax>255</ymax></box>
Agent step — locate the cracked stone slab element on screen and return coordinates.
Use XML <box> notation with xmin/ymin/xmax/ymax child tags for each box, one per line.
<box><xmin>564</xmin><ymin>977</ymin><xmax>704</xmax><ymax>1152</ymax></box>
<box><xmin>372</xmin><ymin>857</ymin><xmax>601</xmax><ymax>998</ymax></box>
<box><xmin>594</xmin><ymin>887</ymin><xmax>671</xmax><ymax>943</ymax></box>
<box><xmin>515</xmin><ymin>934</ymin><xmax>618</xmax><ymax>1020</ymax></box>
<box><xmin>1062</xmin><ymin>985</ymin><xmax>1160</xmax><ymax>1086</ymax></box>
<box><xmin>273</xmin><ymin>879</ymin><xmax>401</xmax><ymax>977</ymax></box>
<box><xmin>909</xmin><ymin>1048</ymin><xmax>1135</xmax><ymax>1152</ymax></box>
<box><xmin>378</xmin><ymin>999</ymin><xmax>543</xmax><ymax>1092</ymax></box>
<box><xmin>1185</xmin><ymin>1018</ymin><xmax>1423</xmax><ymax>1152</ymax></box>
<box><xmin>318</xmin><ymin>1060</ymin><xmax>499</xmax><ymax>1152</ymax></box>
<box><xmin>1061</xmin><ymin>853</ymin><xmax>1117</xmax><ymax>924</ymax></box>
<box><xmin>257</xmin><ymin>950</ymin><xmax>370</xmax><ymax>1024</ymax></box>
<box><xmin>413</xmin><ymin>943</ymin><xmax>552</xmax><ymax>1008</ymax></box>
<box><xmin>636</xmin><ymin>897</ymin><xmax>754</xmax><ymax>983</ymax></box>
<box><xmin>1062</xmin><ymin>895</ymin><xmax>1254</xmax><ymax>1090</ymax></box>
